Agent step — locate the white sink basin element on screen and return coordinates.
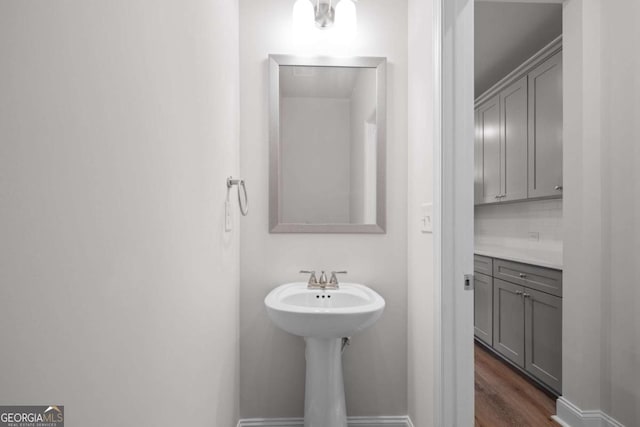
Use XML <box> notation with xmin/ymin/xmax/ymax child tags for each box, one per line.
<box><xmin>265</xmin><ymin>281</ymin><xmax>385</xmax><ymax>427</ymax></box>
<box><xmin>264</xmin><ymin>282</ymin><xmax>385</xmax><ymax>427</ymax></box>
<box><xmin>264</xmin><ymin>282</ymin><xmax>385</xmax><ymax>338</ymax></box>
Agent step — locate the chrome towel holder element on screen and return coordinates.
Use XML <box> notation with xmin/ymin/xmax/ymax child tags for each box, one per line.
<box><xmin>227</xmin><ymin>176</ymin><xmax>248</xmax><ymax>216</ymax></box>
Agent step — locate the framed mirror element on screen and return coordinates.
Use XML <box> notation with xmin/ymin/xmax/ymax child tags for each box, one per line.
<box><xmin>269</xmin><ymin>55</ymin><xmax>387</xmax><ymax>233</ymax></box>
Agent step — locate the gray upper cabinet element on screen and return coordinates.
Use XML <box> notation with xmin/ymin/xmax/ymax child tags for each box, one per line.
<box><xmin>525</xmin><ymin>288</ymin><xmax>562</xmax><ymax>393</ymax></box>
<box><xmin>478</xmin><ymin>96</ymin><xmax>501</xmax><ymax>204</ymax></box>
<box><xmin>500</xmin><ymin>76</ymin><xmax>529</xmax><ymax>201</ymax></box>
<box><xmin>474</xmin><ymin>272</ymin><xmax>493</xmax><ymax>346</ymax></box>
<box><xmin>474</xmin><ymin>38</ymin><xmax>562</xmax><ymax>205</ymax></box>
<box><xmin>528</xmin><ymin>51</ymin><xmax>563</xmax><ymax>198</ymax></box>
<box><xmin>493</xmin><ymin>278</ymin><xmax>526</xmax><ymax>367</ymax></box>
<box><xmin>474</xmin><ymin>108</ymin><xmax>483</xmax><ymax>204</ymax></box>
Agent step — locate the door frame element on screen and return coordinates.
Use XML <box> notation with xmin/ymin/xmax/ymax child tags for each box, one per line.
<box><xmin>433</xmin><ymin>0</ymin><xmax>475</xmax><ymax>425</ymax></box>
<box><xmin>433</xmin><ymin>0</ymin><xmax>572</xmax><ymax>425</ymax></box>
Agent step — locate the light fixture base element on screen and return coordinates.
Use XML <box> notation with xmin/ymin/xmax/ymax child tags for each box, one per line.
<box><xmin>314</xmin><ymin>1</ymin><xmax>335</xmax><ymax>28</ymax></box>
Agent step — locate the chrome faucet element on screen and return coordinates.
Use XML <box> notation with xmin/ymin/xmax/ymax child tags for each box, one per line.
<box><xmin>300</xmin><ymin>270</ymin><xmax>347</xmax><ymax>289</ymax></box>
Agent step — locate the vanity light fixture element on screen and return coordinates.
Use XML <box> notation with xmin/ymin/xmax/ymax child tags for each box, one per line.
<box><xmin>292</xmin><ymin>0</ymin><xmax>357</xmax><ymax>41</ymax></box>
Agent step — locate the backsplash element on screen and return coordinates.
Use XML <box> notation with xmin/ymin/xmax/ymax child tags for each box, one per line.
<box><xmin>475</xmin><ymin>199</ymin><xmax>563</xmax><ymax>254</ymax></box>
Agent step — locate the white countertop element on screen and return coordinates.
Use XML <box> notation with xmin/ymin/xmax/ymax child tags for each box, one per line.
<box><xmin>475</xmin><ymin>245</ymin><xmax>563</xmax><ymax>270</ymax></box>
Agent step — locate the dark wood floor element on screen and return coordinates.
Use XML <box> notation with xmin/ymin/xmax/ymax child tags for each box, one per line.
<box><xmin>475</xmin><ymin>342</ymin><xmax>559</xmax><ymax>427</ymax></box>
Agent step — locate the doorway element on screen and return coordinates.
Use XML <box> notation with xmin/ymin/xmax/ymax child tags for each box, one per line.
<box><xmin>434</xmin><ymin>0</ymin><xmax>570</xmax><ymax>425</ymax></box>
<box><xmin>473</xmin><ymin>2</ymin><xmax>563</xmax><ymax>425</ymax></box>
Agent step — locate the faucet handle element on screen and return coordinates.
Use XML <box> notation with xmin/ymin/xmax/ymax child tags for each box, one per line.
<box><xmin>329</xmin><ymin>270</ymin><xmax>348</xmax><ymax>285</ymax></box>
<box><xmin>300</xmin><ymin>270</ymin><xmax>318</xmax><ymax>285</ymax></box>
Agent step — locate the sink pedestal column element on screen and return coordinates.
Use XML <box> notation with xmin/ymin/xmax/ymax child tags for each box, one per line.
<box><xmin>304</xmin><ymin>337</ymin><xmax>347</xmax><ymax>427</ymax></box>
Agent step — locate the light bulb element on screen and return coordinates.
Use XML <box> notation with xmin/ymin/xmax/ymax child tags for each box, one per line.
<box><xmin>292</xmin><ymin>0</ymin><xmax>315</xmax><ymax>41</ymax></box>
<box><xmin>335</xmin><ymin>0</ymin><xmax>357</xmax><ymax>43</ymax></box>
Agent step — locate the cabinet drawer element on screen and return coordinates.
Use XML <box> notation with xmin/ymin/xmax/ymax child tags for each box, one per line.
<box><xmin>474</xmin><ymin>255</ymin><xmax>493</xmax><ymax>275</ymax></box>
<box><xmin>493</xmin><ymin>259</ymin><xmax>562</xmax><ymax>297</ymax></box>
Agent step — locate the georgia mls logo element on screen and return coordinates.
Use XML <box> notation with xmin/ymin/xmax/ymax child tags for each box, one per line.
<box><xmin>44</xmin><ymin>406</ymin><xmax>63</xmax><ymax>419</ymax></box>
<box><xmin>0</xmin><ymin>405</ymin><xmax>64</xmax><ymax>427</ymax></box>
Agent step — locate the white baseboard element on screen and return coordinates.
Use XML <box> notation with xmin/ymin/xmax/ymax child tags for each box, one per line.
<box><xmin>237</xmin><ymin>415</ymin><xmax>413</xmax><ymax>427</ymax></box>
<box><xmin>552</xmin><ymin>397</ymin><xmax>625</xmax><ymax>427</ymax></box>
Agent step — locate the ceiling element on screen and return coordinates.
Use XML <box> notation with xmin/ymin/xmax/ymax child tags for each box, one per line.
<box><xmin>475</xmin><ymin>1</ymin><xmax>562</xmax><ymax>97</ymax></box>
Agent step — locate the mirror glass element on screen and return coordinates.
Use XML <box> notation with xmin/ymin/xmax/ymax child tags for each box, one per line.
<box><xmin>269</xmin><ymin>56</ymin><xmax>386</xmax><ymax>233</ymax></box>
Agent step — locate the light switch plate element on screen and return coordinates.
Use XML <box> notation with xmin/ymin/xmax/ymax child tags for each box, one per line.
<box><xmin>421</xmin><ymin>203</ymin><xmax>433</xmax><ymax>233</ymax></box>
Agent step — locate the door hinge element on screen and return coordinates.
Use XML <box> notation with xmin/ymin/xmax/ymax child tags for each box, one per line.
<box><xmin>464</xmin><ymin>274</ymin><xmax>474</xmax><ymax>291</ymax></box>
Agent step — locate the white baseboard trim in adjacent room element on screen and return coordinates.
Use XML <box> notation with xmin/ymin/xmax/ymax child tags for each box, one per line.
<box><xmin>237</xmin><ymin>415</ymin><xmax>413</xmax><ymax>427</ymax></box>
<box><xmin>552</xmin><ymin>397</ymin><xmax>625</xmax><ymax>427</ymax></box>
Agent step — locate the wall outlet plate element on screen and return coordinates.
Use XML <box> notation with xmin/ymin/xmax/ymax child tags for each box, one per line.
<box><xmin>528</xmin><ymin>231</ymin><xmax>540</xmax><ymax>241</ymax></box>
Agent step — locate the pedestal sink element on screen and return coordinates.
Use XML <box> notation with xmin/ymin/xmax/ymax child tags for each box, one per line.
<box><xmin>265</xmin><ymin>282</ymin><xmax>385</xmax><ymax>427</ymax></box>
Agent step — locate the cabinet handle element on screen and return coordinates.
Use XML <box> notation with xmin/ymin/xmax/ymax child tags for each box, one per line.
<box><xmin>519</xmin><ymin>273</ymin><xmax>527</xmax><ymax>279</ymax></box>
<box><xmin>555</xmin><ymin>185</ymin><xmax>563</xmax><ymax>191</ymax></box>
<box><xmin>523</xmin><ymin>293</ymin><xmax>531</xmax><ymax>298</ymax></box>
<box><xmin>515</xmin><ymin>290</ymin><xmax>523</xmax><ymax>296</ymax></box>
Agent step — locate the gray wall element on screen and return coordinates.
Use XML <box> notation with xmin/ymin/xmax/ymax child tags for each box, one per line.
<box><xmin>563</xmin><ymin>0</ymin><xmax>640</xmax><ymax>424</ymax></box>
<box><xmin>239</xmin><ymin>0</ymin><xmax>408</xmax><ymax>418</ymax></box>
<box><xmin>0</xmin><ymin>1</ymin><xmax>240</xmax><ymax>426</ymax></box>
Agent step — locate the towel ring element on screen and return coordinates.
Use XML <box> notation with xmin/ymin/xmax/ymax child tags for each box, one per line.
<box><xmin>227</xmin><ymin>176</ymin><xmax>248</xmax><ymax>216</ymax></box>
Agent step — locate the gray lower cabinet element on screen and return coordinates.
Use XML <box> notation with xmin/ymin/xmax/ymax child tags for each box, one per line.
<box><xmin>474</xmin><ymin>272</ymin><xmax>493</xmax><ymax>345</ymax></box>
<box><xmin>493</xmin><ymin>279</ymin><xmax>526</xmax><ymax>367</ymax></box>
<box><xmin>477</xmin><ymin>254</ymin><xmax>563</xmax><ymax>394</ymax></box>
<box><xmin>525</xmin><ymin>288</ymin><xmax>562</xmax><ymax>393</ymax></box>
<box><xmin>474</xmin><ymin>254</ymin><xmax>493</xmax><ymax>276</ymax></box>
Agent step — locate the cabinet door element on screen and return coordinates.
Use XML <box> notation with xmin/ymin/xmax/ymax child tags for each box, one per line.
<box><xmin>474</xmin><ymin>108</ymin><xmax>483</xmax><ymax>205</ymax></box>
<box><xmin>478</xmin><ymin>96</ymin><xmax>501</xmax><ymax>203</ymax></box>
<box><xmin>500</xmin><ymin>76</ymin><xmax>528</xmax><ymax>201</ymax></box>
<box><xmin>493</xmin><ymin>279</ymin><xmax>525</xmax><ymax>367</ymax></box>
<box><xmin>525</xmin><ymin>288</ymin><xmax>562</xmax><ymax>393</ymax></box>
<box><xmin>474</xmin><ymin>273</ymin><xmax>493</xmax><ymax>345</ymax></box>
<box><xmin>528</xmin><ymin>51</ymin><xmax>563</xmax><ymax>198</ymax></box>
